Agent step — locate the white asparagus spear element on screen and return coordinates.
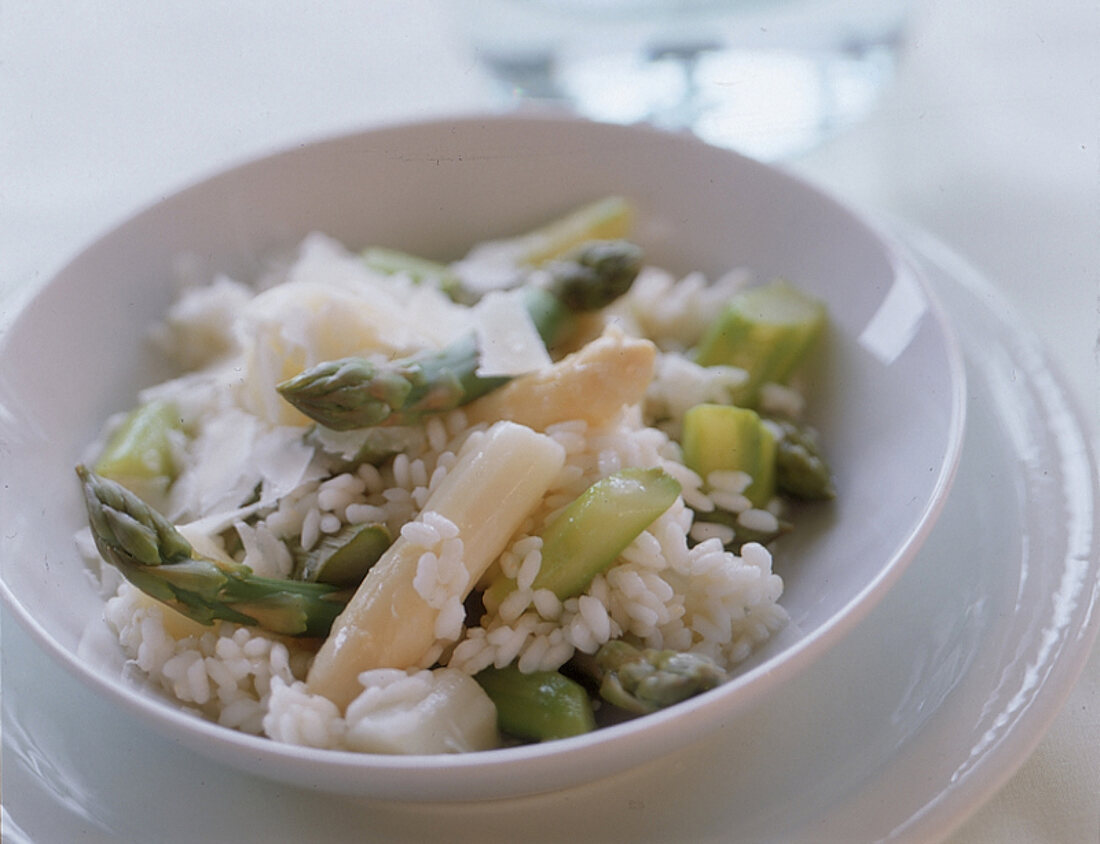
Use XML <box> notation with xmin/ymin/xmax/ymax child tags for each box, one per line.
<box><xmin>306</xmin><ymin>420</ymin><xmax>565</xmax><ymax>709</ymax></box>
<box><xmin>463</xmin><ymin>327</ymin><xmax>656</xmax><ymax>432</ymax></box>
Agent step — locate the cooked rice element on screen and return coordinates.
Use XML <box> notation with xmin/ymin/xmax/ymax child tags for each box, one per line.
<box><xmin>85</xmin><ymin>232</ymin><xmax>801</xmax><ymax>754</ymax></box>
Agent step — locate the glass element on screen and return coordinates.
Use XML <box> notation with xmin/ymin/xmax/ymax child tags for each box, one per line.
<box><xmin>455</xmin><ymin>0</ymin><xmax>912</xmax><ymax>160</ymax></box>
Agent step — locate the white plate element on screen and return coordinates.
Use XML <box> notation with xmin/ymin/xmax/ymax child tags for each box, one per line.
<box><xmin>3</xmin><ymin>224</ymin><xmax>1095</xmax><ymax>842</ymax></box>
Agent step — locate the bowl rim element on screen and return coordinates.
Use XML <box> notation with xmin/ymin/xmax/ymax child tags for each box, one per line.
<box><xmin>0</xmin><ymin>111</ymin><xmax>968</xmax><ymax>800</ymax></box>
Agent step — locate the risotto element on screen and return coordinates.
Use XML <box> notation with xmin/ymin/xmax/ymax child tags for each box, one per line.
<box><xmin>76</xmin><ymin>198</ymin><xmax>834</xmax><ymax>753</ymax></box>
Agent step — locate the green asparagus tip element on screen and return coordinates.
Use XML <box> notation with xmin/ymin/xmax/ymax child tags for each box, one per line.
<box><xmin>542</xmin><ymin>240</ymin><xmax>644</xmax><ymax>312</ymax></box>
<box><xmin>595</xmin><ymin>640</ymin><xmax>727</xmax><ymax>714</ymax></box>
<box><xmin>77</xmin><ymin>465</ymin><xmax>346</xmax><ymax>637</ymax></box>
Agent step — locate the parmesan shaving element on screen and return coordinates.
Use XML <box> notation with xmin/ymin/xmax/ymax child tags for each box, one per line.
<box><xmin>473</xmin><ymin>289</ymin><xmax>552</xmax><ymax>377</ymax></box>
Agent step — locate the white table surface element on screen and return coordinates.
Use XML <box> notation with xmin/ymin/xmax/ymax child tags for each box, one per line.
<box><xmin>2</xmin><ymin>1</ymin><xmax>1097</xmax><ymax>840</ymax></box>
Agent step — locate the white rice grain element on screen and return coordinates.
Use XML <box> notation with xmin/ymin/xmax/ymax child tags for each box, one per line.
<box><xmin>300</xmin><ymin>507</ymin><xmax>321</xmax><ymax>551</ymax></box>
<box><xmin>344</xmin><ymin>503</ymin><xmax>387</xmax><ymax>525</ymax></box>
<box><xmin>516</xmin><ymin>635</ymin><xmax>550</xmax><ymax>673</ymax></box>
<box><xmin>402</xmin><ymin>519</ymin><xmax>441</xmax><ymax>548</ymax></box>
<box><xmin>357</xmin><ymin>462</ymin><xmax>385</xmax><ymax>493</ymax></box>
<box><xmin>690</xmin><ymin>521</ymin><xmax>736</xmax><ymax>546</ymax></box>
<box><xmin>413</xmin><ymin>552</ymin><xmax>440</xmax><ymax>602</ymax></box>
<box><xmin>422</xmin><ymin>510</ymin><xmax>460</xmax><ymax>540</ymax></box>
<box><xmin>434</xmin><ymin>597</ymin><xmax>466</xmax><ymax>641</ymax></box>
<box><xmin>577</xmin><ymin>594</ymin><xmax>611</xmax><ymax>643</ymax></box>
<box><xmin>740</xmin><ymin>542</ymin><xmax>773</xmax><ymax>571</ymax></box>
<box><xmin>738</xmin><ymin>508</ymin><xmax>780</xmax><ymax>534</ymax></box>
<box><xmin>708</xmin><ymin>490</ymin><xmax>753</xmax><ymax>514</ymax></box>
<box><xmin>567</xmin><ymin>614</ymin><xmax>598</xmax><ymax>653</ymax></box>
<box><xmin>426</xmin><ymin>416</ymin><xmax>448</xmax><ymax>452</ymax></box>
<box><xmin>410</xmin><ymin>458</ymin><xmax>429</xmax><ymax>489</ymax></box>
<box><xmin>490</xmin><ymin>627</ymin><xmax>528</xmax><ymax>668</ymax></box>
<box><xmin>515</xmin><ymin>547</ymin><xmax>543</xmax><ymax>592</ymax></box>
<box><xmin>532</xmin><ymin>588</ymin><xmax>562</xmax><ymax>620</ymax></box>
<box><xmin>708</xmin><ymin>469</ymin><xmax>752</xmax><ymax>494</ymax></box>
<box><xmin>498</xmin><ymin>588</ymin><xmax>534</xmax><ymax>623</ymax></box>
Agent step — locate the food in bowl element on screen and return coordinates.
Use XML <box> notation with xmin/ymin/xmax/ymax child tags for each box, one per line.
<box><xmin>75</xmin><ymin>196</ymin><xmax>835</xmax><ymax>754</ymax></box>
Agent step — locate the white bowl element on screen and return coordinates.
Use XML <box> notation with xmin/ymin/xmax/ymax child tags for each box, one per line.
<box><xmin>0</xmin><ymin>113</ymin><xmax>965</xmax><ymax>801</ymax></box>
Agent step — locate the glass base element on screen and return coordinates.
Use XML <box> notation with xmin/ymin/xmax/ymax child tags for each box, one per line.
<box><xmin>483</xmin><ymin>39</ymin><xmax>900</xmax><ymax>161</ymax></box>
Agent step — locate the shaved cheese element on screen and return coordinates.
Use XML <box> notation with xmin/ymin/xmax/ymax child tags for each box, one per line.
<box><xmin>238</xmin><ymin>235</ymin><xmax>476</xmax><ymax>425</ymax></box>
<box><xmin>167</xmin><ymin>409</ymin><xmax>322</xmax><ymax>520</ymax></box>
<box><xmin>473</xmin><ymin>289</ymin><xmax>552</xmax><ymax>377</ymax></box>
<box><xmin>252</xmin><ymin>424</ymin><xmax>326</xmax><ymax>506</ymax></box>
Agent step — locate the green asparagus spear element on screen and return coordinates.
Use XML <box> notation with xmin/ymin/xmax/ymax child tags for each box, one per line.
<box><xmin>768</xmin><ymin>416</ymin><xmax>836</xmax><ymax>500</ymax></box>
<box><xmin>483</xmin><ymin>467</ymin><xmax>681</xmax><ymax>608</ymax></box>
<box><xmin>592</xmin><ymin>639</ymin><xmax>727</xmax><ymax>715</ymax></box>
<box><xmin>475</xmin><ymin>665</ymin><xmax>596</xmax><ymax>741</ymax></box>
<box><xmin>276</xmin><ymin>334</ymin><xmax>509</xmax><ymax>431</ymax></box>
<box><xmin>276</xmin><ymin>240</ymin><xmax>643</xmax><ymax>431</ymax></box>
<box><xmin>77</xmin><ymin>465</ymin><xmax>346</xmax><ymax>637</ymax></box>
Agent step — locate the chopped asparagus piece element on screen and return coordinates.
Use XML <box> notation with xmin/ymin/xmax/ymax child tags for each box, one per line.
<box><xmin>77</xmin><ymin>465</ymin><xmax>346</xmax><ymax>637</ymax></box>
<box><xmin>509</xmin><ymin>196</ymin><xmax>636</xmax><ymax>266</ymax></box>
<box><xmin>475</xmin><ymin>665</ymin><xmax>595</xmax><ymax>741</ymax></box>
<box><xmin>681</xmin><ymin>404</ymin><xmax>776</xmax><ymax>509</ymax></box>
<box><xmin>484</xmin><ymin>467</ymin><xmax>681</xmax><ymax>608</ymax></box>
<box><xmin>93</xmin><ymin>399</ymin><xmax>184</xmax><ymax>505</ymax></box>
<box><xmin>769</xmin><ymin>416</ymin><xmax>836</xmax><ymax>500</ymax></box>
<box><xmin>277</xmin><ymin>240</ymin><xmax>643</xmax><ymax>431</ymax></box>
<box><xmin>594</xmin><ymin>639</ymin><xmax>727</xmax><ymax>714</ymax></box>
<box><xmin>292</xmin><ymin>522</ymin><xmax>392</xmax><ymax>587</ymax></box>
<box><xmin>693</xmin><ymin>280</ymin><xmax>826</xmax><ymax>407</ymax></box>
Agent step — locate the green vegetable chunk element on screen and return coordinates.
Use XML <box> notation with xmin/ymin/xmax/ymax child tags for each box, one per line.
<box><xmin>93</xmin><ymin>399</ymin><xmax>184</xmax><ymax>505</ymax></box>
<box><xmin>292</xmin><ymin>522</ymin><xmax>392</xmax><ymax>587</ymax></box>
<box><xmin>693</xmin><ymin>279</ymin><xmax>826</xmax><ymax>407</ymax></box>
<box><xmin>77</xmin><ymin>466</ymin><xmax>346</xmax><ymax>637</ymax></box>
<box><xmin>681</xmin><ymin>403</ymin><xmax>776</xmax><ymax>509</ymax></box>
<box><xmin>594</xmin><ymin>640</ymin><xmax>727</xmax><ymax>714</ymax></box>
<box><xmin>484</xmin><ymin>467</ymin><xmax>681</xmax><ymax>607</ymax></box>
<box><xmin>475</xmin><ymin>665</ymin><xmax>595</xmax><ymax>741</ymax></box>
